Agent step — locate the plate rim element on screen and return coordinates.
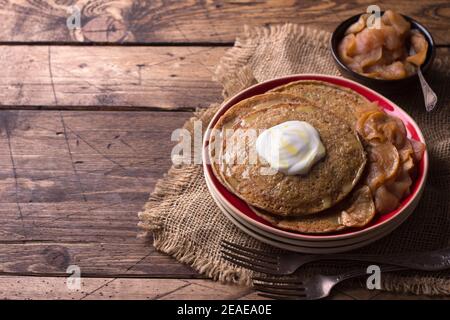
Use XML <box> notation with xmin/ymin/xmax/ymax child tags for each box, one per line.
<box><xmin>205</xmin><ymin>169</ymin><xmax>417</xmax><ymax>247</ymax></box>
<box><xmin>202</xmin><ymin>73</ymin><xmax>429</xmax><ymax>241</ymax></box>
<box><xmin>215</xmin><ymin>189</ymin><xmax>406</xmax><ymax>254</ymax></box>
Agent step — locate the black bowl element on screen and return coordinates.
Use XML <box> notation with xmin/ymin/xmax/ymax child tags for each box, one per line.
<box><xmin>330</xmin><ymin>12</ymin><xmax>435</xmax><ymax>91</ymax></box>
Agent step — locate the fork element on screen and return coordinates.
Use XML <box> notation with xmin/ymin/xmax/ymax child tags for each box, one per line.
<box><xmin>253</xmin><ymin>265</ymin><xmax>404</xmax><ymax>300</ymax></box>
<box><xmin>221</xmin><ymin>240</ymin><xmax>450</xmax><ymax>275</ymax></box>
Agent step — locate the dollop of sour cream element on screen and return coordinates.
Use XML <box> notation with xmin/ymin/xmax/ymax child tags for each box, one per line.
<box><xmin>256</xmin><ymin>120</ymin><xmax>326</xmax><ymax>175</ymax></box>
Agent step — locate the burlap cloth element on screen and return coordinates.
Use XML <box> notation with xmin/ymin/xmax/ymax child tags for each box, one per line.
<box><xmin>139</xmin><ymin>24</ymin><xmax>450</xmax><ymax>295</ymax></box>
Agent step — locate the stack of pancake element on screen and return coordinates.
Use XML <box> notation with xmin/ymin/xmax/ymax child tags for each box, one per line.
<box><xmin>209</xmin><ymin>80</ymin><xmax>423</xmax><ymax>234</ymax></box>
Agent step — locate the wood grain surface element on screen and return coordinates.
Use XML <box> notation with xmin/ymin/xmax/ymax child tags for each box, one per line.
<box><xmin>0</xmin><ymin>110</ymin><xmax>198</xmax><ymax>277</ymax></box>
<box><xmin>3</xmin><ymin>275</ymin><xmax>444</xmax><ymax>300</ymax></box>
<box><xmin>0</xmin><ymin>0</ymin><xmax>449</xmax><ymax>300</ymax></box>
<box><xmin>0</xmin><ymin>45</ymin><xmax>448</xmax><ymax>111</ymax></box>
<box><xmin>1</xmin><ymin>0</ymin><xmax>450</xmax><ymax>45</ymax></box>
<box><xmin>0</xmin><ymin>45</ymin><xmax>224</xmax><ymax>110</ymax></box>
<box><xmin>0</xmin><ymin>276</ymin><xmax>255</xmax><ymax>300</ymax></box>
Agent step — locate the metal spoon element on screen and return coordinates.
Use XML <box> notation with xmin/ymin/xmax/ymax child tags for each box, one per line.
<box><xmin>409</xmin><ymin>46</ymin><xmax>437</xmax><ymax>112</ymax></box>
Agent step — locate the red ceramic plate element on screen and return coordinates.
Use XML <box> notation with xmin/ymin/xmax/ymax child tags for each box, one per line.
<box><xmin>203</xmin><ymin>74</ymin><xmax>428</xmax><ymax>241</ymax></box>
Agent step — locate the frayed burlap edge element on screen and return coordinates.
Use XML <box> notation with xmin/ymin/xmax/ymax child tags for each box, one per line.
<box><xmin>138</xmin><ymin>108</ymin><xmax>252</xmax><ymax>285</ymax></box>
<box><xmin>214</xmin><ymin>24</ymin><xmax>331</xmax><ymax>98</ymax></box>
<box><xmin>380</xmin><ymin>273</ymin><xmax>450</xmax><ymax>296</ymax></box>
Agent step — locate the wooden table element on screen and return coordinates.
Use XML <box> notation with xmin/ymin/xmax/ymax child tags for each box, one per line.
<box><xmin>0</xmin><ymin>0</ymin><xmax>448</xmax><ymax>300</ymax></box>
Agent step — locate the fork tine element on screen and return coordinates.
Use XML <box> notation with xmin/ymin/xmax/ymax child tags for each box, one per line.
<box><xmin>254</xmin><ymin>285</ymin><xmax>307</xmax><ymax>297</ymax></box>
<box><xmin>253</xmin><ymin>276</ymin><xmax>303</xmax><ymax>284</ymax></box>
<box><xmin>221</xmin><ymin>249</ymin><xmax>278</xmax><ymax>271</ymax></box>
<box><xmin>221</xmin><ymin>240</ymin><xmax>278</xmax><ymax>262</ymax></box>
<box><xmin>222</xmin><ymin>254</ymin><xmax>275</xmax><ymax>273</ymax></box>
<box><xmin>252</xmin><ymin>282</ymin><xmax>303</xmax><ymax>290</ymax></box>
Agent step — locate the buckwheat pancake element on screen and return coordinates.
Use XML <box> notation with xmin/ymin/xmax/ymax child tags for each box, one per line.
<box><xmin>210</xmin><ymin>91</ymin><xmax>312</xmax><ymax>199</ymax></box>
<box><xmin>252</xmin><ymin>185</ymin><xmax>376</xmax><ymax>233</ymax></box>
<box><xmin>210</xmin><ymin>100</ymin><xmax>367</xmax><ymax>216</ymax></box>
<box><xmin>212</xmin><ymin>92</ymin><xmax>310</xmax><ymax>131</ymax></box>
<box><xmin>269</xmin><ymin>80</ymin><xmax>369</xmax><ymax>126</ymax></box>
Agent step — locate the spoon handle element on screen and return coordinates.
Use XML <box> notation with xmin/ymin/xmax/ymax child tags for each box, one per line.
<box><xmin>417</xmin><ymin>68</ymin><xmax>438</xmax><ymax>112</ymax></box>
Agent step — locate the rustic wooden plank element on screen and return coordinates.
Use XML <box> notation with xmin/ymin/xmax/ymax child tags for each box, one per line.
<box><xmin>1</xmin><ymin>0</ymin><xmax>449</xmax><ymax>45</ymax></box>
<box><xmin>158</xmin><ymin>281</ymin><xmax>252</xmax><ymax>300</ymax></box>
<box><xmin>0</xmin><ymin>275</ymin><xmax>112</xmax><ymax>300</ymax></box>
<box><xmin>0</xmin><ymin>45</ymin><xmax>224</xmax><ymax>110</ymax></box>
<box><xmin>1</xmin><ymin>46</ymin><xmax>449</xmax><ymax>111</ymax></box>
<box><xmin>0</xmin><ymin>241</ymin><xmax>201</xmax><ymax>277</ymax></box>
<box><xmin>0</xmin><ymin>276</ymin><xmax>251</xmax><ymax>300</ymax></box>
<box><xmin>0</xmin><ymin>109</ymin><xmax>202</xmax><ymax>277</ymax></box>
<box><xmin>2</xmin><ymin>275</ymin><xmax>443</xmax><ymax>300</ymax></box>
